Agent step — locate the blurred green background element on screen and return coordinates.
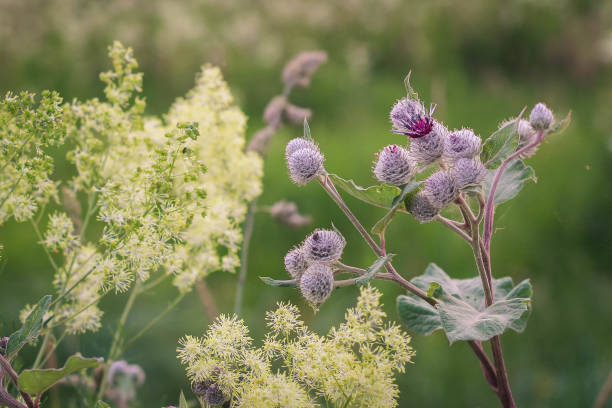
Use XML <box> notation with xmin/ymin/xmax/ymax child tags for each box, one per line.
<box><xmin>1</xmin><ymin>0</ymin><xmax>611</xmax><ymax>406</ymax></box>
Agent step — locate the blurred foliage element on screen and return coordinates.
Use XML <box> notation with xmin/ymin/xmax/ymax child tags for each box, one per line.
<box><xmin>0</xmin><ymin>0</ymin><xmax>611</xmax><ymax>407</ymax></box>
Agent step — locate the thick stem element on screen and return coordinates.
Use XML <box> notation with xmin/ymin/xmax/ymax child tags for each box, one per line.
<box><xmin>0</xmin><ymin>354</ymin><xmax>35</xmax><ymax>408</ymax></box>
<box><xmin>483</xmin><ymin>130</ymin><xmax>544</xmax><ymax>251</ymax></box>
<box><xmin>435</xmin><ymin>215</ymin><xmax>472</xmax><ymax>244</ymax></box>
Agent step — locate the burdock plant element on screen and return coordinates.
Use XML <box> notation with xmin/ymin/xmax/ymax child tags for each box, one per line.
<box><xmin>265</xmin><ymin>73</ymin><xmax>571</xmax><ymax>407</ymax></box>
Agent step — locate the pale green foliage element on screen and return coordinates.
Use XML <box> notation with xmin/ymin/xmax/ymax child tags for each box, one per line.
<box><xmin>0</xmin><ymin>90</ymin><xmax>67</xmax><ymax>224</ymax></box>
<box><xmin>10</xmin><ymin>41</ymin><xmax>262</xmax><ymax>335</ymax></box>
<box><xmin>178</xmin><ymin>286</ymin><xmax>414</xmax><ymax>407</ymax></box>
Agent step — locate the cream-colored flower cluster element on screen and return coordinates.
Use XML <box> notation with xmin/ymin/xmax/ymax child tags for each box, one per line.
<box><xmin>0</xmin><ymin>90</ymin><xmax>67</xmax><ymax>224</ymax></box>
<box><xmin>15</xmin><ymin>41</ymin><xmax>262</xmax><ymax>334</ymax></box>
<box><xmin>178</xmin><ymin>286</ymin><xmax>414</xmax><ymax>408</ymax></box>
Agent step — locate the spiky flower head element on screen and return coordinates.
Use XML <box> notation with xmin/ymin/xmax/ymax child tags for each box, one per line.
<box><xmin>302</xmin><ymin>229</ymin><xmax>346</xmax><ymax>265</ymax></box>
<box><xmin>300</xmin><ymin>264</ymin><xmax>334</xmax><ymax>305</ymax></box>
<box><xmin>192</xmin><ymin>379</ymin><xmax>212</xmax><ymax>396</ymax></box>
<box><xmin>373</xmin><ymin>145</ymin><xmax>417</xmax><ymax>186</ymax></box>
<box><xmin>424</xmin><ymin>170</ymin><xmax>457</xmax><ymax>207</ymax></box>
<box><xmin>443</xmin><ymin>128</ymin><xmax>481</xmax><ymax>162</ymax></box>
<box><xmin>409</xmin><ymin>121</ymin><xmax>448</xmax><ymax>164</ymax></box>
<box><xmin>204</xmin><ymin>383</ymin><xmax>228</xmax><ymax>406</ymax></box>
<box><xmin>390</xmin><ymin>98</ymin><xmax>436</xmax><ymax>138</ymax></box>
<box><xmin>284</xmin><ymin>247</ymin><xmax>309</xmax><ymax>280</ymax></box>
<box><xmin>287</xmin><ymin>147</ymin><xmax>324</xmax><ymax>185</ymax></box>
<box><xmin>529</xmin><ymin>102</ymin><xmax>554</xmax><ymax>130</ymax></box>
<box><xmin>0</xmin><ymin>337</ymin><xmax>8</xmax><ymax>355</ymax></box>
<box><xmin>452</xmin><ymin>158</ymin><xmax>487</xmax><ymax>189</ymax></box>
<box><xmin>409</xmin><ymin>192</ymin><xmax>439</xmax><ymax>223</ymax></box>
<box><xmin>517</xmin><ymin>119</ymin><xmax>539</xmax><ymax>158</ymax></box>
<box><xmin>285</xmin><ymin>138</ymin><xmax>318</xmax><ymax>160</ymax></box>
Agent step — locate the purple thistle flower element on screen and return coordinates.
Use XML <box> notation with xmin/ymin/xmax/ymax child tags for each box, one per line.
<box><xmin>390</xmin><ymin>98</ymin><xmax>437</xmax><ymax>138</ymax></box>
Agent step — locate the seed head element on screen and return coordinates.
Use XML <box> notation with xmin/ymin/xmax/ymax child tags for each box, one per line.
<box><xmin>529</xmin><ymin>103</ymin><xmax>554</xmax><ymax>130</ymax></box>
<box><xmin>263</xmin><ymin>96</ymin><xmax>287</xmax><ymax>126</ymax></box>
<box><xmin>409</xmin><ymin>121</ymin><xmax>448</xmax><ymax>164</ymax></box>
<box><xmin>284</xmin><ymin>247</ymin><xmax>309</xmax><ymax>279</ymax></box>
<box><xmin>517</xmin><ymin>119</ymin><xmax>539</xmax><ymax>158</ymax></box>
<box><xmin>302</xmin><ymin>229</ymin><xmax>346</xmax><ymax>264</ymax></box>
<box><xmin>424</xmin><ymin>170</ymin><xmax>458</xmax><ymax>207</ymax></box>
<box><xmin>285</xmin><ymin>138</ymin><xmax>318</xmax><ymax>160</ymax></box>
<box><xmin>282</xmin><ymin>51</ymin><xmax>328</xmax><ymax>88</ymax></box>
<box><xmin>390</xmin><ymin>98</ymin><xmax>436</xmax><ymax>138</ymax></box>
<box><xmin>373</xmin><ymin>145</ymin><xmax>417</xmax><ymax>186</ymax></box>
<box><xmin>300</xmin><ymin>264</ymin><xmax>334</xmax><ymax>305</ymax></box>
<box><xmin>409</xmin><ymin>192</ymin><xmax>440</xmax><ymax>223</ymax></box>
<box><xmin>452</xmin><ymin>158</ymin><xmax>487</xmax><ymax>189</ymax></box>
<box><xmin>204</xmin><ymin>383</ymin><xmax>228</xmax><ymax>406</ymax></box>
<box><xmin>443</xmin><ymin>128</ymin><xmax>481</xmax><ymax>162</ymax></box>
<box><xmin>287</xmin><ymin>147</ymin><xmax>324</xmax><ymax>185</ymax></box>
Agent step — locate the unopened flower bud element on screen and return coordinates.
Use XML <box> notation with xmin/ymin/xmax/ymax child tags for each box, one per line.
<box><xmin>284</xmin><ymin>104</ymin><xmax>312</xmax><ymax>125</ymax></box>
<box><xmin>263</xmin><ymin>96</ymin><xmax>287</xmax><ymax>126</ymax></box>
<box><xmin>424</xmin><ymin>170</ymin><xmax>457</xmax><ymax>207</ymax></box>
<box><xmin>287</xmin><ymin>148</ymin><xmax>324</xmax><ymax>185</ymax></box>
<box><xmin>284</xmin><ymin>247</ymin><xmax>309</xmax><ymax>279</ymax></box>
<box><xmin>390</xmin><ymin>98</ymin><xmax>436</xmax><ymax>138</ymax></box>
<box><xmin>285</xmin><ymin>137</ymin><xmax>318</xmax><ymax>159</ymax></box>
<box><xmin>204</xmin><ymin>383</ymin><xmax>228</xmax><ymax>406</ymax></box>
<box><xmin>303</xmin><ymin>229</ymin><xmax>346</xmax><ymax>264</ymax></box>
<box><xmin>529</xmin><ymin>103</ymin><xmax>554</xmax><ymax>130</ymax></box>
<box><xmin>409</xmin><ymin>192</ymin><xmax>440</xmax><ymax>223</ymax></box>
<box><xmin>452</xmin><ymin>158</ymin><xmax>487</xmax><ymax>189</ymax></box>
<box><xmin>300</xmin><ymin>264</ymin><xmax>334</xmax><ymax>305</ymax></box>
<box><xmin>517</xmin><ymin>119</ymin><xmax>538</xmax><ymax>158</ymax></box>
<box><xmin>443</xmin><ymin>128</ymin><xmax>481</xmax><ymax>162</ymax></box>
<box><xmin>373</xmin><ymin>145</ymin><xmax>417</xmax><ymax>186</ymax></box>
<box><xmin>409</xmin><ymin>121</ymin><xmax>448</xmax><ymax>164</ymax></box>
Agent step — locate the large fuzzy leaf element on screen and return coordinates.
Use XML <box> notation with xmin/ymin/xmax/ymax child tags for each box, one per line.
<box><xmin>18</xmin><ymin>353</ymin><xmax>102</xmax><ymax>394</ymax></box>
<box><xmin>396</xmin><ymin>264</ymin><xmax>532</xmax><ymax>343</ymax></box>
<box><xmin>6</xmin><ymin>295</ymin><xmax>52</xmax><ymax>359</ymax></box>
<box><xmin>483</xmin><ymin>159</ymin><xmax>537</xmax><ymax>206</ymax></box>
<box><xmin>329</xmin><ymin>174</ymin><xmax>401</xmax><ymax>209</ymax></box>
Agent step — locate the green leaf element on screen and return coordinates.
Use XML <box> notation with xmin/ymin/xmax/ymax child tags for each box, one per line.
<box><xmin>483</xmin><ymin>159</ymin><xmax>537</xmax><ymax>206</ymax></box>
<box><xmin>355</xmin><ymin>254</ymin><xmax>394</xmax><ymax>285</ymax></box>
<box><xmin>481</xmin><ymin>108</ymin><xmax>525</xmax><ymax>169</ymax></box>
<box><xmin>329</xmin><ymin>174</ymin><xmax>401</xmax><ymax>209</ymax></box>
<box><xmin>179</xmin><ymin>391</ymin><xmax>189</xmax><ymax>408</ymax></box>
<box><xmin>547</xmin><ymin>110</ymin><xmax>571</xmax><ymax>137</ymax></box>
<box><xmin>371</xmin><ymin>181</ymin><xmax>422</xmax><ymax>234</ymax></box>
<box><xmin>18</xmin><ymin>353</ymin><xmax>103</xmax><ymax>395</ymax></box>
<box><xmin>396</xmin><ymin>263</ymin><xmax>532</xmax><ymax>343</ymax></box>
<box><xmin>437</xmin><ymin>294</ymin><xmax>530</xmax><ymax>344</ymax></box>
<box><xmin>6</xmin><ymin>295</ymin><xmax>52</xmax><ymax>358</ymax></box>
<box><xmin>95</xmin><ymin>401</ymin><xmax>111</xmax><ymax>408</ymax></box>
<box><xmin>259</xmin><ymin>277</ymin><xmax>298</xmax><ymax>287</ymax></box>
<box><xmin>403</xmin><ymin>71</ymin><xmax>419</xmax><ymax>100</ymax></box>
<box><xmin>303</xmin><ymin>118</ymin><xmax>313</xmax><ymax>141</ymax></box>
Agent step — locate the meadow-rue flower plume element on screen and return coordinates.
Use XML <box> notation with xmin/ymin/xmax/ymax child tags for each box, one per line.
<box><xmin>409</xmin><ymin>121</ymin><xmax>448</xmax><ymax>164</ymax></box>
<box><xmin>452</xmin><ymin>158</ymin><xmax>487</xmax><ymax>189</ymax></box>
<box><xmin>529</xmin><ymin>102</ymin><xmax>554</xmax><ymax>130</ymax></box>
<box><xmin>284</xmin><ymin>247</ymin><xmax>309</xmax><ymax>280</ymax></box>
<box><xmin>373</xmin><ymin>144</ymin><xmax>417</xmax><ymax>186</ymax></box>
<box><xmin>300</xmin><ymin>264</ymin><xmax>334</xmax><ymax>305</ymax></box>
<box><xmin>443</xmin><ymin>128</ymin><xmax>482</xmax><ymax>162</ymax></box>
<box><xmin>302</xmin><ymin>228</ymin><xmax>345</xmax><ymax>264</ymax></box>
<box><xmin>390</xmin><ymin>97</ymin><xmax>436</xmax><ymax>138</ymax></box>
<box><xmin>424</xmin><ymin>170</ymin><xmax>458</xmax><ymax>207</ymax></box>
<box><xmin>409</xmin><ymin>192</ymin><xmax>440</xmax><ymax>223</ymax></box>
